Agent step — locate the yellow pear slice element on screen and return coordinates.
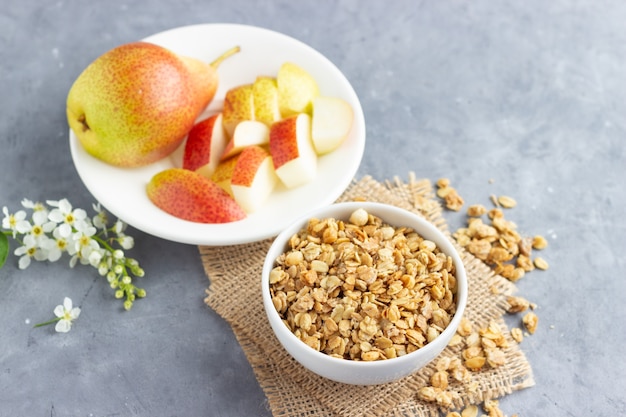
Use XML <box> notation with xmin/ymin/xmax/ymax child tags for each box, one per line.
<box><xmin>222</xmin><ymin>84</ymin><xmax>255</xmax><ymax>137</ymax></box>
<box><xmin>253</xmin><ymin>76</ymin><xmax>281</xmax><ymax>126</ymax></box>
<box><xmin>276</xmin><ymin>62</ymin><xmax>319</xmax><ymax>118</ymax></box>
<box><xmin>210</xmin><ymin>155</ymin><xmax>240</xmax><ymax>196</ymax></box>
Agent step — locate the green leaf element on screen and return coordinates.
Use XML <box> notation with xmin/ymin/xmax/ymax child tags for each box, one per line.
<box><xmin>0</xmin><ymin>232</ymin><xmax>8</xmax><ymax>269</ymax></box>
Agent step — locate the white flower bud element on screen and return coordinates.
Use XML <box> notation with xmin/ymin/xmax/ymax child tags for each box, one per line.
<box><xmin>118</xmin><ymin>235</ymin><xmax>134</xmax><ymax>250</ymax></box>
<box><xmin>98</xmin><ymin>263</ymin><xmax>109</xmax><ymax>276</ymax></box>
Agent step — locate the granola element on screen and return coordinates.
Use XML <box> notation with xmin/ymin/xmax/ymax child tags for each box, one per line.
<box><xmin>269</xmin><ymin>209</ymin><xmax>459</xmax><ymax>361</ymax></box>
<box><xmin>437</xmin><ymin>178</ymin><xmax>465</xmax><ymax>211</ymax></box>
<box><xmin>449</xmin><ymin>192</ymin><xmax>550</xmax><ymax>282</ymax></box>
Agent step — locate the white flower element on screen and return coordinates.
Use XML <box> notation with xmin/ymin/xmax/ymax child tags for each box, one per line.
<box><xmin>92</xmin><ymin>203</ymin><xmax>108</xmax><ymax>231</ymax></box>
<box><xmin>66</xmin><ymin>221</ymin><xmax>99</xmax><ymax>267</ymax></box>
<box><xmin>20</xmin><ymin>210</ymin><xmax>56</xmax><ymax>244</ymax></box>
<box><xmin>14</xmin><ymin>234</ymin><xmax>48</xmax><ymax>269</ymax></box>
<box><xmin>53</xmin><ymin>297</ymin><xmax>81</xmax><ymax>333</ymax></box>
<box><xmin>47</xmin><ymin>198</ymin><xmax>88</xmax><ymax>238</ymax></box>
<box><xmin>40</xmin><ymin>227</ymin><xmax>70</xmax><ymax>262</ymax></box>
<box><xmin>113</xmin><ymin>219</ymin><xmax>126</xmax><ymax>235</ymax></box>
<box><xmin>73</xmin><ymin>221</ymin><xmax>98</xmax><ymax>255</ymax></box>
<box><xmin>118</xmin><ymin>234</ymin><xmax>134</xmax><ymax>250</ymax></box>
<box><xmin>2</xmin><ymin>207</ymin><xmax>30</xmax><ymax>238</ymax></box>
<box><xmin>88</xmin><ymin>248</ymin><xmax>104</xmax><ymax>267</ymax></box>
<box><xmin>21</xmin><ymin>199</ymin><xmax>48</xmax><ymax>215</ymax></box>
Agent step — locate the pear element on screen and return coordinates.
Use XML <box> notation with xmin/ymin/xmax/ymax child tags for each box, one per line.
<box><xmin>221</xmin><ymin>84</ymin><xmax>255</xmax><ymax>137</ymax></box>
<box><xmin>252</xmin><ymin>76</ymin><xmax>281</xmax><ymax>126</ymax></box>
<box><xmin>67</xmin><ymin>42</ymin><xmax>239</xmax><ymax>168</ymax></box>
<box><xmin>146</xmin><ymin>168</ymin><xmax>246</xmax><ymax>224</ymax></box>
<box><xmin>276</xmin><ymin>62</ymin><xmax>320</xmax><ymax>117</ymax></box>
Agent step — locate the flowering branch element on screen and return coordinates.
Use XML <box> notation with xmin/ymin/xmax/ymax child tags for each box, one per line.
<box><xmin>1</xmin><ymin>198</ymin><xmax>146</xmax><ymax>311</ymax></box>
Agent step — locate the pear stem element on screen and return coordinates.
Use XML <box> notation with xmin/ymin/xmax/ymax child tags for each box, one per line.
<box><xmin>210</xmin><ymin>46</ymin><xmax>241</xmax><ymax>68</ymax></box>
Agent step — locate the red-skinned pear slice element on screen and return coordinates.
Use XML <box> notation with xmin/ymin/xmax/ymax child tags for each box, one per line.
<box><xmin>210</xmin><ymin>155</ymin><xmax>240</xmax><ymax>196</ymax></box>
<box><xmin>146</xmin><ymin>168</ymin><xmax>246</xmax><ymax>224</ymax></box>
<box><xmin>276</xmin><ymin>62</ymin><xmax>319</xmax><ymax>118</ymax></box>
<box><xmin>311</xmin><ymin>96</ymin><xmax>354</xmax><ymax>155</ymax></box>
<box><xmin>253</xmin><ymin>76</ymin><xmax>281</xmax><ymax>126</ymax></box>
<box><xmin>222</xmin><ymin>84</ymin><xmax>255</xmax><ymax>137</ymax></box>
<box><xmin>269</xmin><ymin>113</ymin><xmax>317</xmax><ymax>189</ymax></box>
<box><xmin>182</xmin><ymin>113</ymin><xmax>227</xmax><ymax>178</ymax></box>
<box><xmin>231</xmin><ymin>146</ymin><xmax>278</xmax><ymax>213</ymax></box>
<box><xmin>220</xmin><ymin>120</ymin><xmax>269</xmax><ymax>161</ymax></box>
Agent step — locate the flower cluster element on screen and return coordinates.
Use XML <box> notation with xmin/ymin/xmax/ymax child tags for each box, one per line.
<box><xmin>1</xmin><ymin>198</ymin><xmax>146</xmax><ymax>310</ymax></box>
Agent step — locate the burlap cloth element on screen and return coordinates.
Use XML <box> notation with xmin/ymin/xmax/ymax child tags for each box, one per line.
<box><xmin>201</xmin><ymin>174</ymin><xmax>534</xmax><ymax>416</ymax></box>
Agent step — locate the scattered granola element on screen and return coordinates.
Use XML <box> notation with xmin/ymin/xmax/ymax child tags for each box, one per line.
<box><xmin>522</xmin><ymin>312</ymin><xmax>538</xmax><ymax>334</ymax></box>
<box><xmin>269</xmin><ymin>209</ymin><xmax>459</xmax><ymax>361</ymax></box>
<box><xmin>467</xmin><ymin>204</ymin><xmax>487</xmax><ymax>217</ymax></box>
<box><xmin>532</xmin><ymin>235</ymin><xmax>549</xmax><ymax>250</ymax></box>
<box><xmin>432</xmin><ymin>180</ymin><xmax>550</xmax><ymax>416</ymax></box>
<box><xmin>497</xmin><ymin>196</ymin><xmax>517</xmax><ymax>209</ymax></box>
<box><xmin>510</xmin><ymin>327</ymin><xmax>524</xmax><ymax>343</ymax></box>
<box><xmin>484</xmin><ymin>399</ymin><xmax>505</xmax><ymax>417</ymax></box>
<box><xmin>437</xmin><ymin>178</ymin><xmax>465</xmax><ymax>211</ymax></box>
<box><xmin>418</xmin><ymin>317</ymin><xmax>513</xmax><ymax>409</ymax></box>
<box><xmin>461</xmin><ymin>404</ymin><xmax>479</xmax><ymax>417</ymax></box>
<box><xmin>506</xmin><ymin>296</ymin><xmax>530</xmax><ymax>313</ymax></box>
<box><xmin>533</xmin><ymin>257</ymin><xmax>549</xmax><ymax>270</ymax></box>
<box><xmin>449</xmin><ymin>191</ymin><xmax>550</xmax><ymax>282</ymax></box>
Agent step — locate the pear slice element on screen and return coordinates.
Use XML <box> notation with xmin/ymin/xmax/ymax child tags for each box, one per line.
<box><xmin>146</xmin><ymin>168</ymin><xmax>246</xmax><ymax>224</ymax></box>
<box><xmin>311</xmin><ymin>96</ymin><xmax>354</xmax><ymax>155</ymax></box>
<box><xmin>222</xmin><ymin>84</ymin><xmax>255</xmax><ymax>137</ymax></box>
<box><xmin>276</xmin><ymin>62</ymin><xmax>320</xmax><ymax>118</ymax></box>
<box><xmin>220</xmin><ymin>120</ymin><xmax>269</xmax><ymax>161</ymax></box>
<box><xmin>182</xmin><ymin>113</ymin><xmax>228</xmax><ymax>178</ymax></box>
<box><xmin>253</xmin><ymin>76</ymin><xmax>281</xmax><ymax>126</ymax></box>
<box><xmin>231</xmin><ymin>146</ymin><xmax>278</xmax><ymax>213</ymax></box>
<box><xmin>269</xmin><ymin>113</ymin><xmax>317</xmax><ymax>189</ymax></box>
<box><xmin>210</xmin><ymin>155</ymin><xmax>240</xmax><ymax>196</ymax></box>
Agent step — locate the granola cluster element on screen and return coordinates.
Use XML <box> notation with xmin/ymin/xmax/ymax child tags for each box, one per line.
<box><xmin>269</xmin><ymin>208</ymin><xmax>459</xmax><ymax>361</ymax></box>
<box><xmin>417</xmin><ymin>317</ymin><xmax>510</xmax><ymax>408</ymax></box>
<box><xmin>436</xmin><ymin>178</ymin><xmax>550</xmax><ymax>283</ymax></box>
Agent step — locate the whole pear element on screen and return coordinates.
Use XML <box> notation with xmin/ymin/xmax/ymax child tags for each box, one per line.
<box><xmin>67</xmin><ymin>42</ymin><xmax>239</xmax><ymax>167</ymax></box>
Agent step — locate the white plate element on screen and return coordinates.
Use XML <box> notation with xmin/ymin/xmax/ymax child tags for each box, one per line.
<box><xmin>69</xmin><ymin>24</ymin><xmax>366</xmax><ymax>246</ymax></box>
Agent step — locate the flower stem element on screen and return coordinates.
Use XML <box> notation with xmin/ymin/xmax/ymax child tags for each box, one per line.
<box><xmin>91</xmin><ymin>233</ymin><xmax>114</xmax><ymax>252</ymax></box>
<box><xmin>33</xmin><ymin>317</ymin><xmax>61</xmax><ymax>328</ymax></box>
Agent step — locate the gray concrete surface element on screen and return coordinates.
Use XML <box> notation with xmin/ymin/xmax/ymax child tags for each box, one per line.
<box><xmin>1</xmin><ymin>1</ymin><xmax>625</xmax><ymax>416</ymax></box>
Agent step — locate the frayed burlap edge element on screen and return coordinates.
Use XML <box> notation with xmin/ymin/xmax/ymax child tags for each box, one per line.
<box><xmin>201</xmin><ymin>174</ymin><xmax>534</xmax><ymax>417</ymax></box>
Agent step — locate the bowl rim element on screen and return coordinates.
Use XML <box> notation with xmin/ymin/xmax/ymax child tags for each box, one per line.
<box><xmin>262</xmin><ymin>201</ymin><xmax>468</xmax><ymax>370</ymax></box>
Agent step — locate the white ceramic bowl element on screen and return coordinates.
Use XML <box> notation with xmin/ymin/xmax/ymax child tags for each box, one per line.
<box><xmin>261</xmin><ymin>202</ymin><xmax>468</xmax><ymax>385</ymax></box>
